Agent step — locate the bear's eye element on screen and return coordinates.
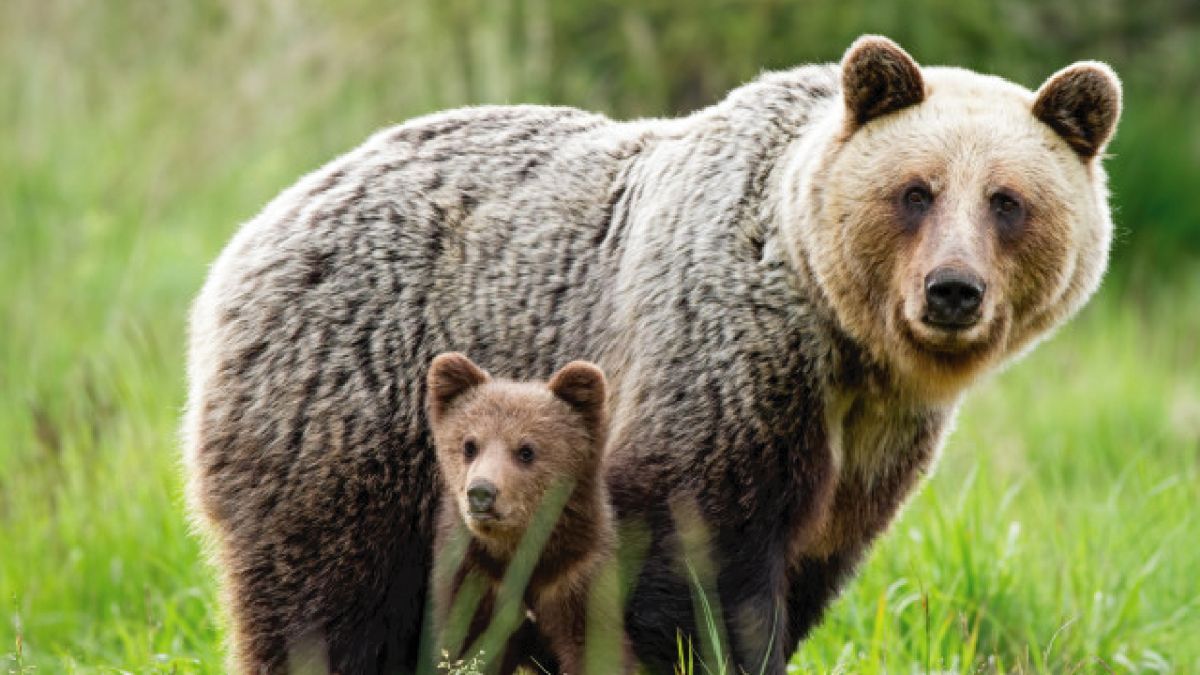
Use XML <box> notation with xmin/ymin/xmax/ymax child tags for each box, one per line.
<box><xmin>991</xmin><ymin>192</ymin><xmax>1022</xmax><ymax>218</ymax></box>
<box><xmin>990</xmin><ymin>190</ymin><xmax>1026</xmax><ymax>238</ymax></box>
<box><xmin>903</xmin><ymin>185</ymin><xmax>933</xmax><ymax>211</ymax></box>
<box><xmin>516</xmin><ymin>443</ymin><xmax>535</xmax><ymax>464</ymax></box>
<box><xmin>463</xmin><ymin>439</ymin><xmax>478</xmax><ymax>461</ymax></box>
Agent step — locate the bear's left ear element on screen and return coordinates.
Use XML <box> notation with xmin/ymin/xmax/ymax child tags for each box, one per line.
<box><xmin>547</xmin><ymin>361</ymin><xmax>608</xmax><ymax>432</ymax></box>
<box><xmin>427</xmin><ymin>352</ymin><xmax>490</xmax><ymax>424</ymax></box>
<box><xmin>1032</xmin><ymin>61</ymin><xmax>1122</xmax><ymax>160</ymax></box>
<box><xmin>841</xmin><ymin>35</ymin><xmax>925</xmax><ymax>128</ymax></box>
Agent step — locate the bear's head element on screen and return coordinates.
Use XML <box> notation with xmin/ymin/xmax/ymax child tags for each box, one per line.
<box><xmin>426</xmin><ymin>353</ymin><xmax>609</xmax><ymax>548</ymax></box>
<box><xmin>787</xmin><ymin>36</ymin><xmax>1122</xmax><ymax>401</ymax></box>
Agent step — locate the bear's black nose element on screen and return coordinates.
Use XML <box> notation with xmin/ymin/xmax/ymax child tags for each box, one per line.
<box><xmin>924</xmin><ymin>268</ymin><xmax>985</xmax><ymax>329</ymax></box>
<box><xmin>467</xmin><ymin>481</ymin><xmax>497</xmax><ymax>514</ymax></box>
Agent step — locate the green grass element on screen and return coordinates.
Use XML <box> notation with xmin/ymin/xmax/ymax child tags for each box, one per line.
<box><xmin>2</xmin><ymin>1</ymin><xmax>1198</xmax><ymax>672</ymax></box>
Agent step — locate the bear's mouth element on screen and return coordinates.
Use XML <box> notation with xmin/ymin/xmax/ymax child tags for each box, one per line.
<box><xmin>895</xmin><ymin>303</ymin><xmax>1007</xmax><ymax>368</ymax></box>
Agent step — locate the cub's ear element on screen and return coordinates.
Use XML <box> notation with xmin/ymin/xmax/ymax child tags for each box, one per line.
<box><xmin>427</xmin><ymin>352</ymin><xmax>490</xmax><ymax>424</ymax></box>
<box><xmin>1033</xmin><ymin>61</ymin><xmax>1122</xmax><ymax>160</ymax></box>
<box><xmin>547</xmin><ymin>361</ymin><xmax>608</xmax><ymax>429</ymax></box>
<box><xmin>841</xmin><ymin>35</ymin><xmax>925</xmax><ymax>128</ymax></box>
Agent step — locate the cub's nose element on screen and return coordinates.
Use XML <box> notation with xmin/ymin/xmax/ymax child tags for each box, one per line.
<box><xmin>467</xmin><ymin>481</ymin><xmax>497</xmax><ymax>514</ymax></box>
<box><xmin>924</xmin><ymin>268</ymin><xmax>985</xmax><ymax>329</ymax></box>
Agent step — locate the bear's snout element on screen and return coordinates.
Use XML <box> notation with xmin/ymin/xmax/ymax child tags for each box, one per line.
<box><xmin>466</xmin><ymin>480</ymin><xmax>498</xmax><ymax>516</ymax></box>
<box><xmin>923</xmin><ymin>267</ymin><xmax>985</xmax><ymax>329</ymax></box>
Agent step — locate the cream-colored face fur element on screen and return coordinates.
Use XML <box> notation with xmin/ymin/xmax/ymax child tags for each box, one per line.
<box><xmin>793</xmin><ymin>37</ymin><xmax>1121</xmax><ymax>401</ymax></box>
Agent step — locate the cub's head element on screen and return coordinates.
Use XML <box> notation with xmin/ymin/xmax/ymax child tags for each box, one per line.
<box><xmin>790</xmin><ymin>35</ymin><xmax>1121</xmax><ymax>400</ymax></box>
<box><xmin>426</xmin><ymin>353</ymin><xmax>609</xmax><ymax>546</ymax></box>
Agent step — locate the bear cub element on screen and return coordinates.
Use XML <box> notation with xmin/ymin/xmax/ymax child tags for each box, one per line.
<box><xmin>426</xmin><ymin>352</ymin><xmax>632</xmax><ymax>674</ymax></box>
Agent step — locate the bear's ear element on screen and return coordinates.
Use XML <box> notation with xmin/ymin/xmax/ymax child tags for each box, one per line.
<box><xmin>1032</xmin><ymin>61</ymin><xmax>1122</xmax><ymax>160</ymax></box>
<box><xmin>427</xmin><ymin>352</ymin><xmax>490</xmax><ymax>424</ymax></box>
<box><xmin>547</xmin><ymin>361</ymin><xmax>608</xmax><ymax>429</ymax></box>
<box><xmin>841</xmin><ymin>35</ymin><xmax>925</xmax><ymax>128</ymax></box>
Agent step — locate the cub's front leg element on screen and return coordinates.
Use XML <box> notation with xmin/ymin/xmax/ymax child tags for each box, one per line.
<box><xmin>534</xmin><ymin>578</ymin><xmax>634</xmax><ymax>674</ymax></box>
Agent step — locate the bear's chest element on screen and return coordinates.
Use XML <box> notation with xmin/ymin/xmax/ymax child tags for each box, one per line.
<box><xmin>795</xmin><ymin>392</ymin><xmax>950</xmax><ymax>561</ymax></box>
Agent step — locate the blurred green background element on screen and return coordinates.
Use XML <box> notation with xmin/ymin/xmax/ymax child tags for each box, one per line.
<box><xmin>2</xmin><ymin>1</ymin><xmax>1198</xmax><ymax>672</ymax></box>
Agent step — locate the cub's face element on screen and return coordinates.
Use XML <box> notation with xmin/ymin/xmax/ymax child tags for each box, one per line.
<box><xmin>792</xmin><ymin>36</ymin><xmax>1121</xmax><ymax>400</ymax></box>
<box><xmin>425</xmin><ymin>353</ymin><xmax>608</xmax><ymax>546</ymax></box>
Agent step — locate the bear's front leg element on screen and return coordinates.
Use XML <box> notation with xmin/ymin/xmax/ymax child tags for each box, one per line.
<box><xmin>713</xmin><ymin>554</ymin><xmax>793</xmax><ymax>675</ymax></box>
<box><xmin>723</xmin><ymin>592</ymin><xmax>790</xmax><ymax>674</ymax></box>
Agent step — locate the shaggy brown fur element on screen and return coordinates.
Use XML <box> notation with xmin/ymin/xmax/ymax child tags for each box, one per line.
<box><xmin>184</xmin><ymin>35</ymin><xmax>1121</xmax><ymax>674</ymax></box>
<box><xmin>427</xmin><ymin>353</ymin><xmax>631</xmax><ymax>675</ymax></box>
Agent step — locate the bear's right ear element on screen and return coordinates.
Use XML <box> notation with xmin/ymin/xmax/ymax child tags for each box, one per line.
<box><xmin>547</xmin><ymin>361</ymin><xmax>608</xmax><ymax>431</ymax></box>
<box><xmin>427</xmin><ymin>352</ymin><xmax>490</xmax><ymax>424</ymax></box>
<box><xmin>841</xmin><ymin>35</ymin><xmax>925</xmax><ymax>129</ymax></box>
<box><xmin>1032</xmin><ymin>61</ymin><xmax>1122</xmax><ymax>160</ymax></box>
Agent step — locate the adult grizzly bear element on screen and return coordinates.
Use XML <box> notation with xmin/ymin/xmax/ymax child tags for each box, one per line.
<box><xmin>183</xmin><ymin>36</ymin><xmax>1121</xmax><ymax>673</ymax></box>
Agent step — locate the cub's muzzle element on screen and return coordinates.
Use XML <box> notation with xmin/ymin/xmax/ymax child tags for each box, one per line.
<box><xmin>466</xmin><ymin>480</ymin><xmax>498</xmax><ymax>516</ymax></box>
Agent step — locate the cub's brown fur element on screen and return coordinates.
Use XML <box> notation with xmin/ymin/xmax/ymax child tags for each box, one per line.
<box><xmin>427</xmin><ymin>353</ymin><xmax>631</xmax><ymax>674</ymax></box>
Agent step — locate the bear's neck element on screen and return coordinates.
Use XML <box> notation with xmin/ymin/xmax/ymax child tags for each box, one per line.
<box><xmin>788</xmin><ymin>318</ymin><xmax>960</xmax><ymax>559</ymax></box>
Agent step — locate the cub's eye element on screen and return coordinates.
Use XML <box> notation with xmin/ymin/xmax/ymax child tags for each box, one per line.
<box><xmin>901</xmin><ymin>185</ymin><xmax>933</xmax><ymax>214</ymax></box>
<box><xmin>516</xmin><ymin>443</ymin><xmax>535</xmax><ymax>464</ymax></box>
<box><xmin>462</xmin><ymin>439</ymin><xmax>478</xmax><ymax>461</ymax></box>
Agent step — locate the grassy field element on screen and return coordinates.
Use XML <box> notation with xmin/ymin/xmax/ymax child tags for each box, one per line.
<box><xmin>2</xmin><ymin>1</ymin><xmax>1198</xmax><ymax>673</ymax></box>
